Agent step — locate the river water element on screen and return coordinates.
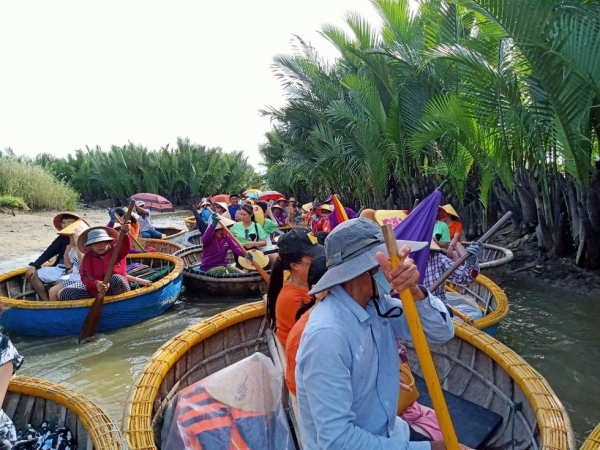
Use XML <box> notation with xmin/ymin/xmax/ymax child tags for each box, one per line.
<box><xmin>0</xmin><ymin>217</ymin><xmax>597</xmax><ymax>443</ymax></box>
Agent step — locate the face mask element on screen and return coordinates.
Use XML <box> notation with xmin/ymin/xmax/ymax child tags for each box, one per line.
<box><xmin>370</xmin><ymin>270</ymin><xmax>403</xmax><ymax>319</ymax></box>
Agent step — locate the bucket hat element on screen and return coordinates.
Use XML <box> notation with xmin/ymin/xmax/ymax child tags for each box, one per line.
<box><xmin>77</xmin><ymin>226</ymin><xmax>119</xmax><ymax>253</ymax></box>
<box><xmin>278</xmin><ymin>228</ymin><xmax>324</xmax><ymax>259</ymax></box>
<box><xmin>308</xmin><ymin>218</ymin><xmax>428</xmax><ymax>295</ymax></box>
<box><xmin>135</xmin><ymin>201</ymin><xmax>145</xmax><ymax>207</ymax></box>
<box><xmin>53</xmin><ymin>212</ymin><xmax>90</xmax><ymax>231</ymax></box>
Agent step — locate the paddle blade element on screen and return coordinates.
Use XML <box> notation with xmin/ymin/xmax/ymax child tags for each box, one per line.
<box><xmin>78</xmin><ymin>293</ymin><xmax>106</xmax><ymax>343</ymax></box>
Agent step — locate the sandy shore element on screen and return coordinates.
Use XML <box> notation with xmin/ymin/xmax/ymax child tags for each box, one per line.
<box><xmin>0</xmin><ymin>208</ymin><xmax>188</xmax><ymax>273</ymax></box>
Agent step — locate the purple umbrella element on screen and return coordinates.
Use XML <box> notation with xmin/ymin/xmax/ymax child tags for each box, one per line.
<box><xmin>393</xmin><ymin>182</ymin><xmax>446</xmax><ymax>283</ymax></box>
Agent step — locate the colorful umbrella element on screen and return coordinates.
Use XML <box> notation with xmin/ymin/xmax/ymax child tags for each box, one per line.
<box><xmin>242</xmin><ymin>189</ymin><xmax>262</xmax><ymax>199</ymax></box>
<box><xmin>258</xmin><ymin>190</ymin><xmax>284</xmax><ymax>201</ymax></box>
<box><xmin>210</xmin><ymin>194</ymin><xmax>230</xmax><ymax>203</ymax></box>
<box><xmin>393</xmin><ymin>182</ymin><xmax>446</xmax><ymax>283</ymax></box>
<box><xmin>329</xmin><ymin>194</ymin><xmax>355</xmax><ymax>230</ymax></box>
<box><xmin>130</xmin><ymin>193</ymin><xmax>174</xmax><ymax>213</ymax></box>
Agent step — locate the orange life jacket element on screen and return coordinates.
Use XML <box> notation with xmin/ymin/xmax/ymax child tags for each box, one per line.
<box><xmin>176</xmin><ymin>382</ymin><xmax>268</xmax><ymax>449</ymax></box>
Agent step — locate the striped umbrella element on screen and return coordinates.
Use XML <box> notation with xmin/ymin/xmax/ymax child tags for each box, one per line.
<box><xmin>258</xmin><ymin>190</ymin><xmax>284</xmax><ymax>201</ymax></box>
<box><xmin>242</xmin><ymin>189</ymin><xmax>262</xmax><ymax>199</ymax></box>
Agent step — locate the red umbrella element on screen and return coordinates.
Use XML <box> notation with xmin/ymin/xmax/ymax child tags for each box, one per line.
<box><xmin>210</xmin><ymin>194</ymin><xmax>230</xmax><ymax>203</ymax></box>
<box><xmin>130</xmin><ymin>193</ymin><xmax>174</xmax><ymax>213</ymax></box>
<box><xmin>258</xmin><ymin>190</ymin><xmax>284</xmax><ymax>201</ymax></box>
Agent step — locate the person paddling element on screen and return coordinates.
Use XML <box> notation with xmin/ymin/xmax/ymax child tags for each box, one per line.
<box><xmin>295</xmin><ymin>218</ymin><xmax>457</xmax><ymax>449</ymax></box>
<box><xmin>200</xmin><ymin>213</ymin><xmax>245</xmax><ymax>272</ymax></box>
<box><xmin>59</xmin><ymin>225</ymin><xmax>133</xmax><ymax>300</ymax></box>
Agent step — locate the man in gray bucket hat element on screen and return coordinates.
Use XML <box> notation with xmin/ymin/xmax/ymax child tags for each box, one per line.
<box><xmin>296</xmin><ymin>218</ymin><xmax>455</xmax><ymax>450</ymax></box>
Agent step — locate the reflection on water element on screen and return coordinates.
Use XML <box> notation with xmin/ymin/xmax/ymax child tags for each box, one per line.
<box><xmin>11</xmin><ymin>295</ymin><xmax>247</xmax><ymax>422</ymax></box>
<box><xmin>497</xmin><ymin>275</ymin><xmax>600</xmax><ymax>443</ymax></box>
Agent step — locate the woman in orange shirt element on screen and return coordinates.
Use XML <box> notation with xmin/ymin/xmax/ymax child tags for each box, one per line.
<box><xmin>266</xmin><ymin>228</ymin><xmax>324</xmax><ymax>346</ymax></box>
<box><xmin>285</xmin><ymin>255</ymin><xmax>327</xmax><ymax>395</ymax></box>
<box><xmin>440</xmin><ymin>204</ymin><xmax>463</xmax><ymax>242</ymax></box>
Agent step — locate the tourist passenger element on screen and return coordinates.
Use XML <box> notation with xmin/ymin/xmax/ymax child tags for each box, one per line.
<box><xmin>312</xmin><ymin>205</ymin><xmax>332</xmax><ymax>233</ymax></box>
<box><xmin>256</xmin><ymin>201</ymin><xmax>281</xmax><ymax>237</ymax></box>
<box><xmin>440</xmin><ymin>204</ymin><xmax>463</xmax><ymax>242</ymax></box>
<box><xmin>135</xmin><ymin>201</ymin><xmax>162</xmax><ymax>239</ymax></box>
<box><xmin>228</xmin><ymin>193</ymin><xmax>242</xmax><ymax>218</ymax></box>
<box><xmin>266</xmin><ymin>228</ymin><xmax>324</xmax><ymax>345</ymax></box>
<box><xmin>433</xmin><ymin>207</ymin><xmax>452</xmax><ymax>249</ymax></box>
<box><xmin>25</xmin><ymin>212</ymin><xmax>88</xmax><ymax>301</ymax></box>
<box><xmin>0</xmin><ymin>333</ymin><xmax>24</xmax><ymax>448</ymax></box>
<box><xmin>59</xmin><ymin>225</ymin><xmax>132</xmax><ymax>300</ymax></box>
<box><xmin>230</xmin><ymin>204</ymin><xmax>268</xmax><ymax>251</ymax></box>
<box><xmin>423</xmin><ymin>240</ymin><xmax>483</xmax><ymax>303</ymax></box>
<box><xmin>295</xmin><ymin>218</ymin><xmax>455</xmax><ymax>449</ymax></box>
<box><xmin>112</xmin><ymin>207</ymin><xmax>140</xmax><ymax>240</ymax></box>
<box><xmin>213</xmin><ymin>202</ymin><xmax>232</xmax><ymax>220</ymax></box>
<box><xmin>199</xmin><ymin>199</ymin><xmax>212</xmax><ymax>224</ymax></box>
<box><xmin>48</xmin><ymin>221</ymin><xmax>87</xmax><ymax>301</ymax></box>
<box><xmin>285</xmin><ymin>254</ymin><xmax>327</xmax><ymax>395</ymax></box>
<box><xmin>200</xmin><ymin>213</ymin><xmax>244</xmax><ymax>272</ymax></box>
<box><xmin>271</xmin><ymin>204</ymin><xmax>289</xmax><ymax>227</ymax></box>
<box><xmin>288</xmin><ymin>197</ymin><xmax>301</xmax><ymax>224</ymax></box>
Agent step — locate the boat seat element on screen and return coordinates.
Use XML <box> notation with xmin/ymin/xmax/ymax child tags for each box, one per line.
<box><xmin>413</xmin><ymin>375</ymin><xmax>503</xmax><ymax>450</ymax></box>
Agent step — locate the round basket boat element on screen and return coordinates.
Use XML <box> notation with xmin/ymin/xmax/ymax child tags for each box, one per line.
<box><xmin>183</xmin><ymin>216</ymin><xmax>196</xmax><ymax>231</ymax></box>
<box><xmin>180</xmin><ymin>231</ymin><xmax>202</xmax><ymax>248</ymax></box>
<box><xmin>173</xmin><ymin>245</ymin><xmax>268</xmax><ymax>299</ymax></box>
<box><xmin>463</xmin><ymin>242</ymin><xmax>513</xmax><ymax>269</ymax></box>
<box><xmin>446</xmin><ymin>274</ymin><xmax>509</xmax><ymax>336</ymax></box>
<box><xmin>582</xmin><ymin>424</ymin><xmax>600</xmax><ymax>450</ymax></box>
<box><xmin>0</xmin><ymin>254</ymin><xmax>184</xmax><ymax>336</ymax></box>
<box><xmin>154</xmin><ymin>227</ymin><xmax>186</xmax><ymax>241</ymax></box>
<box><xmin>6</xmin><ymin>375</ymin><xmax>125</xmax><ymax>449</ymax></box>
<box><xmin>123</xmin><ymin>302</ymin><xmax>576</xmax><ymax>450</ymax></box>
<box><xmin>136</xmin><ymin>238</ymin><xmax>184</xmax><ymax>255</ymax></box>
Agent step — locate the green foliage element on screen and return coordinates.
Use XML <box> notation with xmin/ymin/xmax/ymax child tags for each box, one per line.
<box><xmin>33</xmin><ymin>138</ymin><xmax>264</xmax><ymax>205</ymax></box>
<box><xmin>0</xmin><ymin>195</ymin><xmax>29</xmax><ymax>210</ymax></box>
<box><xmin>0</xmin><ymin>157</ymin><xmax>78</xmax><ymax>211</ymax></box>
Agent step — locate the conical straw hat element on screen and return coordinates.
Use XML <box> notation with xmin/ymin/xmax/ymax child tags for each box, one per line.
<box><xmin>57</xmin><ymin>219</ymin><xmax>90</xmax><ymax>237</ymax></box>
<box><xmin>238</xmin><ymin>250</ymin><xmax>269</xmax><ymax>270</ymax></box>
<box><xmin>441</xmin><ymin>204</ymin><xmax>460</xmax><ymax>219</ymax></box>
<box><xmin>203</xmin><ymin>352</ymin><xmax>280</xmax><ymax>412</ymax></box>
<box><xmin>302</xmin><ymin>202</ymin><xmax>313</xmax><ymax>213</ymax></box>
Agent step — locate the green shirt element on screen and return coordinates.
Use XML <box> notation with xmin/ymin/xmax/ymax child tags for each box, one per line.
<box><xmin>230</xmin><ymin>221</ymin><xmax>267</xmax><ymax>245</ymax></box>
<box><xmin>262</xmin><ymin>218</ymin><xmax>278</xmax><ymax>235</ymax></box>
<box><xmin>433</xmin><ymin>220</ymin><xmax>451</xmax><ymax>242</ymax></box>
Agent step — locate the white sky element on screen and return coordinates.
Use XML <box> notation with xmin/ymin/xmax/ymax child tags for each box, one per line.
<box><xmin>0</xmin><ymin>0</ymin><xmax>384</xmax><ymax>170</ymax></box>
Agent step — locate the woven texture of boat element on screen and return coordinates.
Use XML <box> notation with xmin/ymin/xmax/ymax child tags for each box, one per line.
<box><xmin>137</xmin><ymin>238</ymin><xmax>184</xmax><ymax>254</ymax></box>
<box><xmin>153</xmin><ymin>227</ymin><xmax>185</xmax><ymax>241</ymax></box>
<box><xmin>0</xmin><ymin>254</ymin><xmax>183</xmax><ymax>336</ymax></box>
<box><xmin>180</xmin><ymin>231</ymin><xmax>202</xmax><ymax>248</ymax></box>
<box><xmin>174</xmin><ymin>245</ymin><xmax>267</xmax><ymax>298</ymax></box>
<box><xmin>6</xmin><ymin>375</ymin><xmax>125</xmax><ymax>449</ymax></box>
<box><xmin>123</xmin><ymin>302</ymin><xmax>575</xmax><ymax>450</ymax></box>
<box><xmin>446</xmin><ymin>274</ymin><xmax>509</xmax><ymax>336</ymax></box>
<box><xmin>582</xmin><ymin>424</ymin><xmax>600</xmax><ymax>450</ymax></box>
<box><xmin>463</xmin><ymin>242</ymin><xmax>514</xmax><ymax>269</ymax></box>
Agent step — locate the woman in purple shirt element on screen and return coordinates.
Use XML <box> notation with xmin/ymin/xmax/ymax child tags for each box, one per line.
<box><xmin>200</xmin><ymin>213</ymin><xmax>245</xmax><ymax>272</ymax></box>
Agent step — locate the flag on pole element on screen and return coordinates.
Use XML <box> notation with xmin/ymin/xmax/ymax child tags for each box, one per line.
<box><xmin>332</xmin><ymin>194</ymin><xmax>349</xmax><ymax>223</ymax></box>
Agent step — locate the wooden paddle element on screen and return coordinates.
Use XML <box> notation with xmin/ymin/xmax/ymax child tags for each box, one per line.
<box><xmin>79</xmin><ymin>200</ymin><xmax>135</xmax><ymax>344</ymax></box>
<box><xmin>381</xmin><ymin>224</ymin><xmax>460</xmax><ymax>450</ymax></box>
<box><xmin>208</xmin><ymin>209</ymin><xmax>271</xmax><ymax>284</ymax></box>
<box><xmin>430</xmin><ymin>211</ymin><xmax>513</xmax><ymax>292</ymax></box>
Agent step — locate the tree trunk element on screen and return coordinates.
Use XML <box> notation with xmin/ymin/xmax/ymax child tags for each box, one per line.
<box><xmin>576</xmin><ymin>191</ymin><xmax>600</xmax><ymax>269</ymax></box>
<box><xmin>514</xmin><ymin>169</ymin><xmax>537</xmax><ymax>232</ymax></box>
<box><xmin>564</xmin><ymin>175</ymin><xmax>581</xmax><ymax>245</ymax></box>
<box><xmin>528</xmin><ymin>175</ymin><xmax>554</xmax><ymax>253</ymax></box>
<box><xmin>554</xmin><ymin>212</ymin><xmax>574</xmax><ymax>257</ymax></box>
<box><xmin>494</xmin><ymin>179</ymin><xmax>523</xmax><ymax>236</ymax></box>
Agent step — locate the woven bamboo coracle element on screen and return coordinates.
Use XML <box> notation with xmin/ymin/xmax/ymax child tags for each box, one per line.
<box><xmin>5</xmin><ymin>376</ymin><xmax>125</xmax><ymax>449</ymax></box>
<box><xmin>123</xmin><ymin>302</ymin><xmax>575</xmax><ymax>450</ymax></box>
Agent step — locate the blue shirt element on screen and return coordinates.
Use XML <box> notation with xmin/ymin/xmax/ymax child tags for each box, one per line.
<box><xmin>200</xmin><ymin>208</ymin><xmax>211</xmax><ymax>223</ymax></box>
<box><xmin>296</xmin><ymin>284</ymin><xmax>454</xmax><ymax>449</ymax></box>
<box><xmin>228</xmin><ymin>203</ymin><xmax>241</xmax><ymax>219</ymax></box>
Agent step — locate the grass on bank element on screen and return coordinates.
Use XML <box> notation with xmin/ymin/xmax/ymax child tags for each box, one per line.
<box><xmin>0</xmin><ymin>195</ymin><xmax>29</xmax><ymax>210</ymax></box>
<box><xmin>0</xmin><ymin>157</ymin><xmax>79</xmax><ymax>211</ymax></box>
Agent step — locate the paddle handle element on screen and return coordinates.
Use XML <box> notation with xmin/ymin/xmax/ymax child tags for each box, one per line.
<box><xmin>430</xmin><ymin>211</ymin><xmax>513</xmax><ymax>292</ymax></box>
<box><xmin>381</xmin><ymin>225</ymin><xmax>460</xmax><ymax>450</ymax></box>
<box><xmin>127</xmin><ymin>275</ymin><xmax>152</xmax><ymax>286</ymax></box>
<box><xmin>113</xmin><ymin>213</ymin><xmax>146</xmax><ymax>252</ymax></box>
<box><xmin>209</xmin><ymin>209</ymin><xmax>271</xmax><ymax>284</ymax></box>
<box><xmin>79</xmin><ymin>200</ymin><xmax>135</xmax><ymax>343</ymax></box>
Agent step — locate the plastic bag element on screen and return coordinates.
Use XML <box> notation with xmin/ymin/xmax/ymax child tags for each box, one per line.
<box><xmin>163</xmin><ymin>352</ymin><xmax>292</xmax><ymax>450</ymax></box>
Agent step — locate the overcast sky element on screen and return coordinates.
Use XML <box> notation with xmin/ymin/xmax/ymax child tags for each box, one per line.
<box><xmin>0</xmin><ymin>0</ymin><xmax>385</xmax><ymax>170</ymax></box>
